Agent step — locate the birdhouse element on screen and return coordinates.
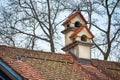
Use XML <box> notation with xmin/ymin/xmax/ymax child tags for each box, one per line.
<box><xmin>62</xmin><ymin>11</ymin><xmax>94</xmax><ymax>59</ymax></box>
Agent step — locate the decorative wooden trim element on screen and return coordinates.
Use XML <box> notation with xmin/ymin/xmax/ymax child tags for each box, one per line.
<box><xmin>62</xmin><ymin>41</ymin><xmax>94</xmax><ymax>51</ymax></box>
<box><xmin>62</xmin><ymin>11</ymin><xmax>88</xmax><ymax>26</ymax></box>
<box><xmin>70</xmin><ymin>26</ymin><xmax>94</xmax><ymax>39</ymax></box>
<box><xmin>61</xmin><ymin>27</ymin><xmax>76</xmax><ymax>34</ymax></box>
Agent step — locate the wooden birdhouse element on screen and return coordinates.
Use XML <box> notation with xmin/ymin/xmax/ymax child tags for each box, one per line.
<box><xmin>62</xmin><ymin>11</ymin><xmax>94</xmax><ymax>59</ymax></box>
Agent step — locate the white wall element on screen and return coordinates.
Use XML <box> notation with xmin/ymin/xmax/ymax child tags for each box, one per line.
<box><xmin>65</xmin><ymin>31</ymin><xmax>73</xmax><ymax>45</ymax></box>
<box><xmin>70</xmin><ymin>15</ymin><xmax>86</xmax><ymax>27</ymax></box>
<box><xmin>64</xmin><ymin>15</ymin><xmax>89</xmax><ymax>45</ymax></box>
<box><xmin>64</xmin><ymin>13</ymin><xmax>92</xmax><ymax>59</ymax></box>
<box><xmin>77</xmin><ymin>27</ymin><xmax>92</xmax><ymax>38</ymax></box>
<box><xmin>78</xmin><ymin>45</ymin><xmax>91</xmax><ymax>59</ymax></box>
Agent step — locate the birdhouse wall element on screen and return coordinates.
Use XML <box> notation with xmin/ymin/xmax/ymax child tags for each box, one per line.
<box><xmin>65</xmin><ymin>31</ymin><xmax>73</xmax><ymax>45</ymax></box>
<box><xmin>70</xmin><ymin>15</ymin><xmax>86</xmax><ymax>27</ymax></box>
<box><xmin>78</xmin><ymin>45</ymin><xmax>91</xmax><ymax>59</ymax></box>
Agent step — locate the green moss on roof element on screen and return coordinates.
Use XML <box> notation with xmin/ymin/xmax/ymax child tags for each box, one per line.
<box><xmin>0</xmin><ymin>45</ymin><xmax>120</xmax><ymax>80</ymax></box>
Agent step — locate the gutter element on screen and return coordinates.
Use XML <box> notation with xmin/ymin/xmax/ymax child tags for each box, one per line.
<box><xmin>0</xmin><ymin>60</ymin><xmax>23</xmax><ymax>80</ymax></box>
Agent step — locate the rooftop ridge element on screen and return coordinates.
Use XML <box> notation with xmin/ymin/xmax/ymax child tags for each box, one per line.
<box><xmin>91</xmin><ymin>59</ymin><xmax>120</xmax><ymax>66</ymax></box>
<box><xmin>0</xmin><ymin>45</ymin><xmax>64</xmax><ymax>55</ymax></box>
<box><xmin>0</xmin><ymin>45</ymin><xmax>74</xmax><ymax>64</ymax></box>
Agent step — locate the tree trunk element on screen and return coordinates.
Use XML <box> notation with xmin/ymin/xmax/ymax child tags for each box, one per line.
<box><xmin>50</xmin><ymin>38</ymin><xmax>55</xmax><ymax>52</ymax></box>
<box><xmin>104</xmin><ymin>53</ymin><xmax>109</xmax><ymax>60</ymax></box>
<box><xmin>47</xmin><ymin>0</ymin><xmax>55</xmax><ymax>52</ymax></box>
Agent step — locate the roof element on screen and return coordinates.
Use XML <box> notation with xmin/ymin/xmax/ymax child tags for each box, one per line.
<box><xmin>70</xmin><ymin>26</ymin><xmax>94</xmax><ymax>39</ymax></box>
<box><xmin>62</xmin><ymin>11</ymin><xmax>88</xmax><ymax>26</ymax></box>
<box><xmin>1</xmin><ymin>58</ymin><xmax>44</xmax><ymax>80</ymax></box>
<box><xmin>0</xmin><ymin>45</ymin><xmax>120</xmax><ymax>80</ymax></box>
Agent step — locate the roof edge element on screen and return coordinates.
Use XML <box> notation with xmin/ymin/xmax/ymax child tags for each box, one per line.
<box><xmin>0</xmin><ymin>59</ymin><xmax>23</xmax><ymax>80</ymax></box>
<box><xmin>70</xmin><ymin>26</ymin><xmax>94</xmax><ymax>39</ymax></box>
<box><xmin>62</xmin><ymin>11</ymin><xmax>88</xmax><ymax>26</ymax></box>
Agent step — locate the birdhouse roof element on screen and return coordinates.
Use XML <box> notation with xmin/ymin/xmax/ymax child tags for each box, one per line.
<box><xmin>62</xmin><ymin>11</ymin><xmax>88</xmax><ymax>26</ymax></box>
<box><xmin>70</xmin><ymin>26</ymin><xmax>94</xmax><ymax>39</ymax></box>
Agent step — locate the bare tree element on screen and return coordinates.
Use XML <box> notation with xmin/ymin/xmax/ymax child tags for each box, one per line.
<box><xmin>0</xmin><ymin>7</ymin><xmax>16</xmax><ymax>46</ymax></box>
<box><xmin>91</xmin><ymin>0</ymin><xmax>120</xmax><ymax>60</ymax></box>
<box><xmin>61</xmin><ymin>0</ymin><xmax>120</xmax><ymax>61</ymax></box>
<box><xmin>0</xmin><ymin>0</ymin><xmax>65</xmax><ymax>52</ymax></box>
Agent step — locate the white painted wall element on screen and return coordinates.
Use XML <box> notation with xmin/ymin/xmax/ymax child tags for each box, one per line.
<box><xmin>77</xmin><ymin>27</ymin><xmax>92</xmax><ymax>38</ymax></box>
<box><xmin>78</xmin><ymin>45</ymin><xmax>91</xmax><ymax>59</ymax></box>
<box><xmin>73</xmin><ymin>45</ymin><xmax>79</xmax><ymax>57</ymax></box>
<box><xmin>64</xmin><ymin>14</ymin><xmax>86</xmax><ymax>28</ymax></box>
<box><xmin>70</xmin><ymin>15</ymin><xmax>86</xmax><ymax>27</ymax></box>
<box><xmin>63</xmin><ymin>13</ymin><xmax>92</xmax><ymax>59</ymax></box>
<box><xmin>65</xmin><ymin>31</ymin><xmax>73</xmax><ymax>45</ymax></box>
<box><xmin>64</xmin><ymin>14</ymin><xmax>89</xmax><ymax>45</ymax></box>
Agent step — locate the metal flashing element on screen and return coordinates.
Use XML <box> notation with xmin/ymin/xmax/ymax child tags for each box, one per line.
<box><xmin>0</xmin><ymin>60</ymin><xmax>23</xmax><ymax>80</ymax></box>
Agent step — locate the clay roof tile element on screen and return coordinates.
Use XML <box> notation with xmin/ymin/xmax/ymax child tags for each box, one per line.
<box><xmin>70</xmin><ymin>26</ymin><xmax>94</xmax><ymax>39</ymax></box>
<box><xmin>62</xmin><ymin>11</ymin><xmax>88</xmax><ymax>26</ymax></box>
<box><xmin>0</xmin><ymin>45</ymin><xmax>120</xmax><ymax>80</ymax></box>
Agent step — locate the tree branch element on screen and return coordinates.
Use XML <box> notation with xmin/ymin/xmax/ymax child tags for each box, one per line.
<box><xmin>111</xmin><ymin>0</ymin><xmax>120</xmax><ymax>15</ymax></box>
<box><xmin>91</xmin><ymin>23</ymin><xmax>107</xmax><ymax>33</ymax></box>
<box><xmin>11</xmin><ymin>27</ymin><xmax>50</xmax><ymax>42</ymax></box>
<box><xmin>111</xmin><ymin>28</ymin><xmax>120</xmax><ymax>43</ymax></box>
<box><xmin>92</xmin><ymin>39</ymin><xmax>105</xmax><ymax>55</ymax></box>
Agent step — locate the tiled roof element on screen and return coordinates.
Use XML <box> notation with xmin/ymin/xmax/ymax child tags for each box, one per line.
<box><xmin>0</xmin><ymin>45</ymin><xmax>120</xmax><ymax>80</ymax></box>
<box><xmin>70</xmin><ymin>26</ymin><xmax>94</xmax><ymax>39</ymax></box>
<box><xmin>62</xmin><ymin>11</ymin><xmax>88</xmax><ymax>26</ymax></box>
<box><xmin>91</xmin><ymin>59</ymin><xmax>120</xmax><ymax>80</ymax></box>
<box><xmin>1</xmin><ymin>58</ymin><xmax>44</xmax><ymax>80</ymax></box>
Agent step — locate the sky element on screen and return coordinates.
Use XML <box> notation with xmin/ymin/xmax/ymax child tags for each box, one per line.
<box><xmin>0</xmin><ymin>0</ymin><xmax>8</xmax><ymax>7</ymax></box>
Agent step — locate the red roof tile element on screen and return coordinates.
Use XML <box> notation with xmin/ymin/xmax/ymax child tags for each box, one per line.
<box><xmin>70</xmin><ymin>26</ymin><xmax>94</xmax><ymax>39</ymax></box>
<box><xmin>1</xmin><ymin>57</ymin><xmax>44</xmax><ymax>80</ymax></box>
<box><xmin>91</xmin><ymin>59</ymin><xmax>120</xmax><ymax>80</ymax></box>
<box><xmin>62</xmin><ymin>11</ymin><xmax>88</xmax><ymax>26</ymax></box>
